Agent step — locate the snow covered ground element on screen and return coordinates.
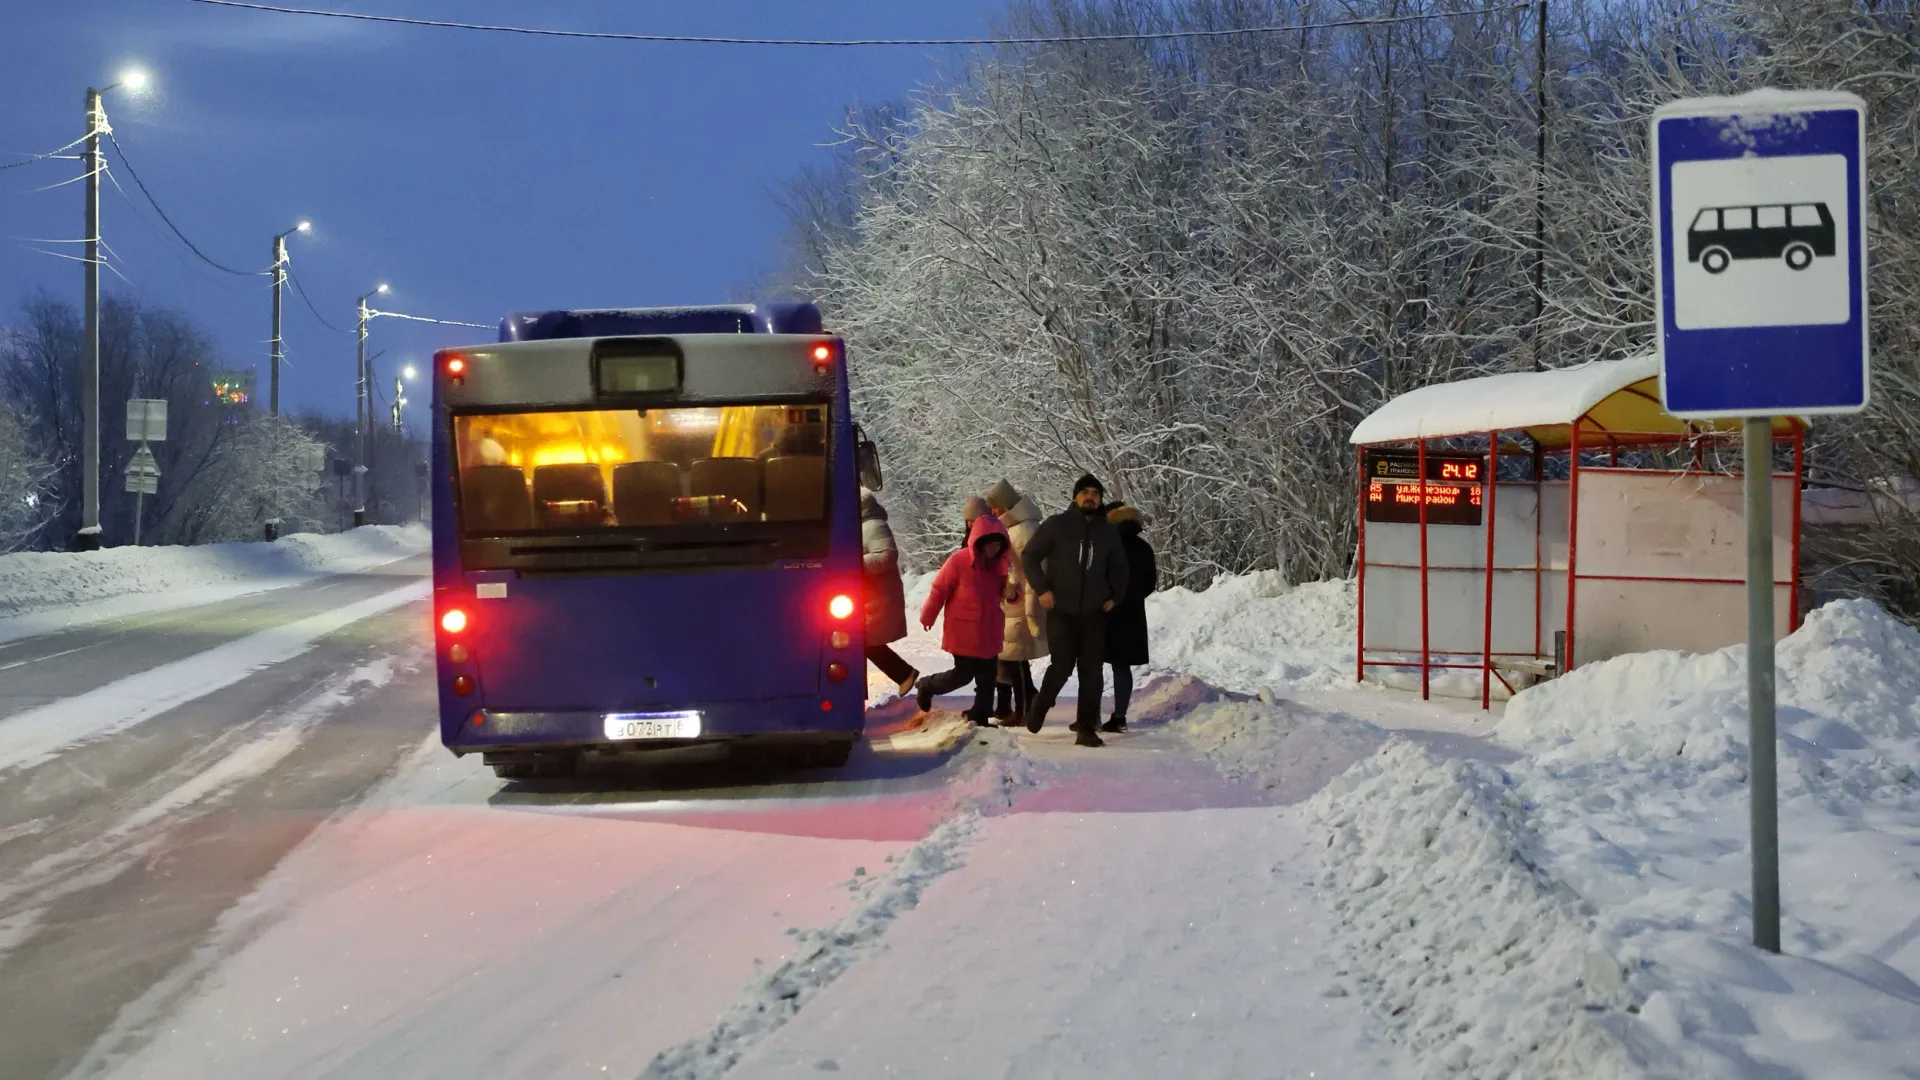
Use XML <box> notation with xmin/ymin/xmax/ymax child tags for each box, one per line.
<box><xmin>0</xmin><ymin>525</ymin><xmax>427</xmax><ymax>642</ymax></box>
<box><xmin>6</xmin><ymin>549</ymin><xmax>1915</xmax><ymax>1078</ymax></box>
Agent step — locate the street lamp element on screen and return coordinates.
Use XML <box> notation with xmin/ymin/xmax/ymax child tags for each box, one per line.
<box><xmin>268</xmin><ymin>219</ymin><xmax>311</xmax><ymax>418</ymax></box>
<box><xmin>76</xmin><ymin>69</ymin><xmax>153</xmax><ymax>551</ymax></box>
<box><xmin>353</xmin><ymin>283</ymin><xmax>389</xmax><ymax>527</ymax></box>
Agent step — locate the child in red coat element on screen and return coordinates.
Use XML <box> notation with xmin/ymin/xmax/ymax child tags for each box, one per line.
<box><xmin>916</xmin><ymin>512</ymin><xmax>1019</xmax><ymax>722</ymax></box>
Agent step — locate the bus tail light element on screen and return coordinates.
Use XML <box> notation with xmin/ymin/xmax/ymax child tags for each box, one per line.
<box><xmin>441</xmin><ymin>608</ymin><xmax>468</xmax><ymax>634</ymax></box>
<box><xmin>828</xmin><ymin>594</ymin><xmax>855</xmax><ymax>621</ymax></box>
<box><xmin>810</xmin><ymin>342</ymin><xmax>834</xmax><ymax>375</ymax></box>
<box><xmin>445</xmin><ymin>355</ymin><xmax>467</xmax><ymax>386</ymax></box>
<box><xmin>452</xmin><ymin>674</ymin><xmax>475</xmax><ymax>697</ymax></box>
<box><xmin>826</xmin><ymin>661</ymin><xmax>849</xmax><ymax>684</ymax></box>
<box><xmin>448</xmin><ymin>642</ymin><xmax>469</xmax><ymax>664</ymax></box>
<box><xmin>829</xmin><ymin>630</ymin><xmax>851</xmax><ymax>650</ymax></box>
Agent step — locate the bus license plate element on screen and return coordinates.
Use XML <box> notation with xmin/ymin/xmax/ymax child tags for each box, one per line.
<box><xmin>603</xmin><ymin>712</ymin><xmax>701</xmax><ymax>741</ymax></box>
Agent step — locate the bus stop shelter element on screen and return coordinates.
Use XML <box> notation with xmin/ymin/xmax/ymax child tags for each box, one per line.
<box><xmin>1349</xmin><ymin>354</ymin><xmax>1806</xmax><ymax>707</ymax></box>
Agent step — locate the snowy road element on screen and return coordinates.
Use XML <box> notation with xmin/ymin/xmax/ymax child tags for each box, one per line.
<box><xmin>0</xmin><ymin>548</ymin><xmax>1414</xmax><ymax>1080</ymax></box>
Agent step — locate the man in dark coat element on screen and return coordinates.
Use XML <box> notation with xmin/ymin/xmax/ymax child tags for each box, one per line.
<box><xmin>1022</xmin><ymin>473</ymin><xmax>1129</xmax><ymax>746</ymax></box>
<box><xmin>1102</xmin><ymin>503</ymin><xmax>1157</xmax><ymax>732</ymax></box>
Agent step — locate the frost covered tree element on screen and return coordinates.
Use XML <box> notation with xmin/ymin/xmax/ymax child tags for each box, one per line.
<box><xmin>0</xmin><ymin>400</ymin><xmax>54</xmax><ymax>552</ymax></box>
<box><xmin>170</xmin><ymin>415</ymin><xmax>329</xmax><ymax>544</ymax></box>
<box><xmin>779</xmin><ymin>0</ymin><xmax>1920</xmax><ymax>615</ymax></box>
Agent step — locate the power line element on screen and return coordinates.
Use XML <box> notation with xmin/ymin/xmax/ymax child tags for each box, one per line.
<box><xmin>185</xmin><ymin>0</ymin><xmax>1531</xmax><ymax>47</ymax></box>
<box><xmin>287</xmin><ymin>266</ymin><xmax>351</xmax><ymax>334</ymax></box>
<box><xmin>104</xmin><ymin>130</ymin><xmax>271</xmax><ymax>276</ymax></box>
<box><xmin>0</xmin><ymin>133</ymin><xmax>89</xmax><ymax>171</ymax></box>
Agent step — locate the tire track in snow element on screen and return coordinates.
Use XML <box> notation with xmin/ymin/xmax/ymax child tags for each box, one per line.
<box><xmin>639</xmin><ymin>735</ymin><xmax>1047</xmax><ymax>1080</ymax></box>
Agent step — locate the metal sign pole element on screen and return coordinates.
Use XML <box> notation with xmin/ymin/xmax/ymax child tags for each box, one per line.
<box><xmin>1744</xmin><ymin>417</ymin><xmax>1780</xmax><ymax>952</ymax></box>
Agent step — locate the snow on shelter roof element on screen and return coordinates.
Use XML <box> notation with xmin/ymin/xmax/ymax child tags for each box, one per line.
<box><xmin>1349</xmin><ymin>355</ymin><xmax>1804</xmax><ymax>449</ymax></box>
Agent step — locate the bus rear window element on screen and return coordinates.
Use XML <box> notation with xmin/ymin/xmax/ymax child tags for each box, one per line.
<box><xmin>454</xmin><ymin>404</ymin><xmax>829</xmax><ymax>536</ymax></box>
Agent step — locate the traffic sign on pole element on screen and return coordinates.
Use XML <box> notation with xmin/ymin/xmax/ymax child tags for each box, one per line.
<box><xmin>126</xmin><ymin>398</ymin><xmax>168</xmax><ymax>442</ymax></box>
<box><xmin>1652</xmin><ymin>89</ymin><xmax>1869</xmax><ymax>957</ymax></box>
<box><xmin>1654</xmin><ymin>90</ymin><xmax>1869</xmax><ymax>418</ymax></box>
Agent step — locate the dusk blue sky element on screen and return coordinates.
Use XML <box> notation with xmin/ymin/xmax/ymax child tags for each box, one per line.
<box><xmin>1</xmin><ymin>1</ymin><xmax>999</xmax><ymax>422</ymax></box>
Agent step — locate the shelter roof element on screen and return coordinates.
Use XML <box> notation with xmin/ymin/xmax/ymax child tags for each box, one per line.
<box><xmin>1349</xmin><ymin>355</ymin><xmax>1804</xmax><ymax>449</ymax></box>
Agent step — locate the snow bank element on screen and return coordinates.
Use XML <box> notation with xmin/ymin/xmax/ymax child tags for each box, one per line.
<box><xmin>1163</xmin><ymin>677</ymin><xmax>1390</xmax><ymax>803</ymax></box>
<box><xmin>1147</xmin><ymin>575</ymin><xmax>1355</xmax><ymax>693</ymax></box>
<box><xmin>1307</xmin><ymin>742</ymin><xmax>1643</xmax><ymax>1079</ymax></box>
<box><xmin>1481</xmin><ymin>599</ymin><xmax>1920</xmax><ymax>1078</ymax></box>
<box><xmin>0</xmin><ymin>525</ymin><xmax>426</xmax><ymax>621</ymax></box>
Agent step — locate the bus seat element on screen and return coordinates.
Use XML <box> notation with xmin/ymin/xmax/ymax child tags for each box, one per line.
<box><xmin>762</xmin><ymin>456</ymin><xmax>825</xmax><ymax>521</ymax></box>
<box><xmin>612</xmin><ymin>461</ymin><xmax>683</xmax><ymax>526</ymax></box>
<box><xmin>462</xmin><ymin>465</ymin><xmax>531</xmax><ymax>533</ymax></box>
<box><xmin>690</xmin><ymin>457</ymin><xmax>763</xmax><ymax>519</ymax></box>
<box><xmin>532</xmin><ymin>463</ymin><xmax>608</xmax><ymax>528</ymax></box>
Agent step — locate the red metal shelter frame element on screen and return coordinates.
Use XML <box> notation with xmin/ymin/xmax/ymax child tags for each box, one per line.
<box><xmin>1356</xmin><ymin>420</ymin><xmax>1806</xmax><ymax>708</ymax></box>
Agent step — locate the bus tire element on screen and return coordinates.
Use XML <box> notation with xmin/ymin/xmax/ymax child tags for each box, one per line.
<box><xmin>1784</xmin><ymin>242</ymin><xmax>1815</xmax><ymax>270</ymax></box>
<box><xmin>1701</xmin><ymin>246</ymin><xmax>1732</xmax><ymax>274</ymax></box>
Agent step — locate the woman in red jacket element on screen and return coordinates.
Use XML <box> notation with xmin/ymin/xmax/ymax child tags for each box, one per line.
<box><xmin>915</xmin><ymin>512</ymin><xmax>1018</xmax><ymax>722</ymax></box>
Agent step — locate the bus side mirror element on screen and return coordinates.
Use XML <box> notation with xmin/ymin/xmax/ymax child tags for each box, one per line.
<box><xmin>857</xmin><ymin>439</ymin><xmax>884</xmax><ymax>492</ymax></box>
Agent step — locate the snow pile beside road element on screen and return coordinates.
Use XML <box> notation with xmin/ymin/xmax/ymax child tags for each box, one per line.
<box><xmin>1481</xmin><ymin>599</ymin><xmax>1920</xmax><ymax>1078</ymax></box>
<box><xmin>0</xmin><ymin>525</ymin><xmax>426</xmax><ymax>620</ymax></box>
<box><xmin>1170</xmin><ymin>686</ymin><xmax>1389</xmax><ymax>804</ymax></box>
<box><xmin>1148</xmin><ymin>575</ymin><xmax>1355</xmax><ymax>693</ymax></box>
<box><xmin>1306</xmin><ymin>742</ymin><xmax>1642</xmax><ymax>1079</ymax></box>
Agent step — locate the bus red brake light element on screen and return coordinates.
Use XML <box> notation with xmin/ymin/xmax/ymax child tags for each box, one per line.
<box><xmin>446</xmin><ymin>356</ymin><xmax>467</xmax><ymax>376</ymax></box>
<box><xmin>826</xmin><ymin>661</ymin><xmax>849</xmax><ymax>683</ymax></box>
<box><xmin>441</xmin><ymin>609</ymin><xmax>468</xmax><ymax>634</ymax></box>
<box><xmin>828</xmin><ymin>594</ymin><xmax>855</xmax><ymax>620</ymax></box>
<box><xmin>811</xmin><ymin>343</ymin><xmax>833</xmax><ymax>374</ymax></box>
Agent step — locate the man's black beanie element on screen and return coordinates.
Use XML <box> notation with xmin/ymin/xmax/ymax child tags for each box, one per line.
<box><xmin>1073</xmin><ymin>473</ymin><xmax>1104</xmax><ymax>497</ymax></box>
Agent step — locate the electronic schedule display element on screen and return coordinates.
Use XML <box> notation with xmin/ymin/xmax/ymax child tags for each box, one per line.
<box><xmin>1362</xmin><ymin>449</ymin><xmax>1487</xmax><ymax>527</ymax></box>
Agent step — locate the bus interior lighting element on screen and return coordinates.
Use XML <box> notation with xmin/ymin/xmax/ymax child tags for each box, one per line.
<box><xmin>828</xmin><ymin>594</ymin><xmax>855</xmax><ymax>620</ymax></box>
<box><xmin>441</xmin><ymin>609</ymin><xmax>469</xmax><ymax>634</ymax></box>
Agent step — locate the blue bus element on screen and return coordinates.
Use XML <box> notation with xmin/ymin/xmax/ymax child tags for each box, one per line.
<box><xmin>429</xmin><ymin>302</ymin><xmax>880</xmax><ymax>780</ymax></box>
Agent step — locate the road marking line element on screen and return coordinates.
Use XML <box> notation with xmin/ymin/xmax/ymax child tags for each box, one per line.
<box><xmin>0</xmin><ymin>643</ymin><xmax>100</xmax><ymax>673</ymax></box>
<box><xmin>0</xmin><ymin>581</ymin><xmax>427</xmax><ymax>775</ymax></box>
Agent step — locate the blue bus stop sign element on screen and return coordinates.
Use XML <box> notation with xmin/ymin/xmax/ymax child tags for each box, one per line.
<box><xmin>1654</xmin><ymin>90</ymin><xmax>1869</xmax><ymax>418</ymax></box>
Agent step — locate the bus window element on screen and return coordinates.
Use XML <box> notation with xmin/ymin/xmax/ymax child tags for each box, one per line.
<box><xmin>1691</xmin><ymin>208</ymin><xmax>1720</xmax><ymax>232</ymax></box>
<box><xmin>1721</xmin><ymin>207</ymin><xmax>1754</xmax><ymax>230</ymax></box>
<box><xmin>1756</xmin><ymin>205</ymin><xmax>1787</xmax><ymax>229</ymax></box>
<box><xmin>451</xmin><ymin>404</ymin><xmax>830</xmax><ymax>536</ymax></box>
<box><xmin>1790</xmin><ymin>204</ymin><xmax>1824</xmax><ymax>227</ymax></box>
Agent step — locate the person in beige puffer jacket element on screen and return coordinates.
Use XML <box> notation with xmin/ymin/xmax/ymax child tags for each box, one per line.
<box><xmin>985</xmin><ymin>479</ymin><xmax>1048</xmax><ymax>722</ymax></box>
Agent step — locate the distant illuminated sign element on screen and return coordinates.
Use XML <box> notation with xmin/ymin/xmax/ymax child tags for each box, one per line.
<box><xmin>211</xmin><ymin>370</ymin><xmax>253</xmax><ymax>406</ymax></box>
<box><xmin>1363</xmin><ymin>449</ymin><xmax>1486</xmax><ymax>526</ymax></box>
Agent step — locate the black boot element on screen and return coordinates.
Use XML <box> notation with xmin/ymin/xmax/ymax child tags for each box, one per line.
<box><xmin>916</xmin><ymin>681</ymin><xmax>935</xmax><ymax>714</ymax></box>
<box><xmin>1100</xmin><ymin>714</ymin><xmax>1127</xmax><ymax>734</ymax></box>
<box><xmin>992</xmin><ymin>681</ymin><xmax>1013</xmax><ymax>721</ymax></box>
<box><xmin>1074</xmin><ymin>728</ymin><xmax>1105</xmax><ymax>748</ymax></box>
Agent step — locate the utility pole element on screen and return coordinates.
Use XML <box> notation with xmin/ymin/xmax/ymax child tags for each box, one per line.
<box><xmin>270</xmin><ymin>232</ymin><xmax>286</xmax><ymax>416</ymax></box>
<box><xmin>353</xmin><ymin>285</ymin><xmax>387</xmax><ymax>528</ymax></box>
<box><xmin>79</xmin><ymin>87</ymin><xmax>103</xmax><ymax>550</ymax></box>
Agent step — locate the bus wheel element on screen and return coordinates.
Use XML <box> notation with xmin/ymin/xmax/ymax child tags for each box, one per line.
<box><xmin>1701</xmin><ymin>247</ymin><xmax>1732</xmax><ymax>274</ymax></box>
<box><xmin>1784</xmin><ymin>243</ymin><xmax>1815</xmax><ymax>270</ymax></box>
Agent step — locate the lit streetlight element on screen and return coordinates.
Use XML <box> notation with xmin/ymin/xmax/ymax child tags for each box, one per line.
<box><xmin>76</xmin><ymin>68</ymin><xmax>154</xmax><ymax>550</ymax></box>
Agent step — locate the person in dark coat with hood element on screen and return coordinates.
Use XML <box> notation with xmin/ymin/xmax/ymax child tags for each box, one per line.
<box><xmin>1022</xmin><ymin>473</ymin><xmax>1129</xmax><ymax>746</ymax></box>
<box><xmin>1101</xmin><ymin>503</ymin><xmax>1157</xmax><ymax>732</ymax></box>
